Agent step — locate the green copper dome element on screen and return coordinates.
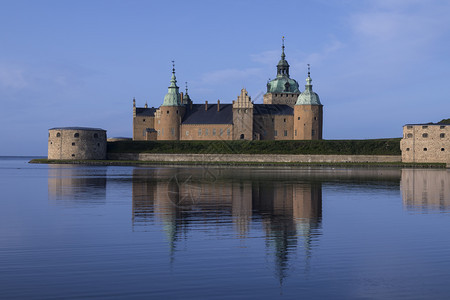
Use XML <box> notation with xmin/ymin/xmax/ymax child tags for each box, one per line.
<box><xmin>266</xmin><ymin>38</ymin><xmax>300</xmax><ymax>94</ymax></box>
<box><xmin>296</xmin><ymin>73</ymin><xmax>321</xmax><ymax>105</ymax></box>
<box><xmin>162</xmin><ymin>64</ymin><xmax>182</xmax><ymax>106</ymax></box>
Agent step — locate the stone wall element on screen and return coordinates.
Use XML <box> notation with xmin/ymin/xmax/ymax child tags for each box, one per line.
<box><xmin>48</xmin><ymin>128</ymin><xmax>107</xmax><ymax>160</ymax></box>
<box><xmin>263</xmin><ymin>93</ymin><xmax>299</xmax><ymax>108</ymax></box>
<box><xmin>180</xmin><ymin>124</ymin><xmax>233</xmax><ymax>140</ymax></box>
<box><xmin>107</xmin><ymin>153</ymin><xmax>401</xmax><ymax>163</ymax></box>
<box><xmin>133</xmin><ymin>115</ymin><xmax>155</xmax><ymax>141</ymax></box>
<box><xmin>400</xmin><ymin>124</ymin><xmax>449</xmax><ymax>163</ymax></box>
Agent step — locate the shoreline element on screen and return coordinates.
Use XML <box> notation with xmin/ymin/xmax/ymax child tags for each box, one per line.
<box><xmin>29</xmin><ymin>158</ymin><xmax>447</xmax><ymax>169</ymax></box>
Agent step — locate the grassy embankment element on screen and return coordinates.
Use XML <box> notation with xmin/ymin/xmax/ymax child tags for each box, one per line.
<box><xmin>29</xmin><ymin>139</ymin><xmax>445</xmax><ymax>167</ymax></box>
<box><xmin>106</xmin><ymin>138</ymin><xmax>402</xmax><ymax>155</ymax></box>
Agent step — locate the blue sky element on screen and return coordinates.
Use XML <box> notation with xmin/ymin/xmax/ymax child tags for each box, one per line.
<box><xmin>1</xmin><ymin>0</ymin><xmax>449</xmax><ymax>155</ymax></box>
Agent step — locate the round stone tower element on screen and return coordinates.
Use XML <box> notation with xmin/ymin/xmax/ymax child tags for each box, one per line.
<box><xmin>294</xmin><ymin>67</ymin><xmax>323</xmax><ymax>140</ymax></box>
<box><xmin>155</xmin><ymin>62</ymin><xmax>185</xmax><ymax>140</ymax></box>
<box><xmin>48</xmin><ymin>127</ymin><xmax>107</xmax><ymax>160</ymax></box>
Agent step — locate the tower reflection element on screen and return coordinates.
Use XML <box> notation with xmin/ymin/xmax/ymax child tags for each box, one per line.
<box><xmin>401</xmin><ymin>169</ymin><xmax>450</xmax><ymax>212</ymax></box>
<box><xmin>48</xmin><ymin>165</ymin><xmax>107</xmax><ymax>202</ymax></box>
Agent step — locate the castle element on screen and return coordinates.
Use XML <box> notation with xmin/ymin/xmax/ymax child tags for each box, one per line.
<box><xmin>133</xmin><ymin>39</ymin><xmax>323</xmax><ymax>141</ymax></box>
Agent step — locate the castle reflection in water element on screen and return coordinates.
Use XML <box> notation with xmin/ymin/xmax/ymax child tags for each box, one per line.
<box><xmin>48</xmin><ymin>165</ymin><xmax>450</xmax><ymax>283</ymax></box>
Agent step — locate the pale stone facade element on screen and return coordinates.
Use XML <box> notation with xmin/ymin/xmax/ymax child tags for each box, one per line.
<box><xmin>48</xmin><ymin>127</ymin><xmax>107</xmax><ymax>160</ymax></box>
<box><xmin>400</xmin><ymin>124</ymin><xmax>449</xmax><ymax>163</ymax></box>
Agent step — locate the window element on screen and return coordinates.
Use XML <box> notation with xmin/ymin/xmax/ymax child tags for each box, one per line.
<box><xmin>441</xmin><ymin>148</ymin><xmax>445</xmax><ymax>151</ymax></box>
<box><xmin>72</xmin><ymin>142</ymin><xmax>75</xmax><ymax>146</ymax></box>
<box><xmin>284</xmin><ymin>118</ymin><xmax>286</xmax><ymax>122</ymax></box>
<box><xmin>423</xmin><ymin>148</ymin><xmax>428</xmax><ymax>151</ymax></box>
<box><xmin>220</xmin><ymin>129</ymin><xmax>223</xmax><ymax>136</ymax></box>
<box><xmin>440</xmin><ymin>133</ymin><xmax>445</xmax><ymax>138</ymax></box>
<box><xmin>314</xmin><ymin>117</ymin><xmax>317</xmax><ymax>120</ymax></box>
<box><xmin>422</xmin><ymin>133</ymin><xmax>428</xmax><ymax>138</ymax></box>
<box><xmin>240</xmin><ymin>134</ymin><xmax>244</xmax><ymax>139</ymax></box>
<box><xmin>213</xmin><ymin>129</ymin><xmax>216</xmax><ymax>136</ymax></box>
<box><xmin>406</xmin><ymin>148</ymin><xmax>410</xmax><ymax>151</ymax></box>
<box><xmin>422</xmin><ymin>126</ymin><xmax>428</xmax><ymax>129</ymax></box>
<box><xmin>284</xmin><ymin>130</ymin><xmax>287</xmax><ymax>136</ymax></box>
<box><xmin>74</xmin><ymin>133</ymin><xmax>79</xmax><ymax>138</ymax></box>
<box><xmin>143</xmin><ymin>129</ymin><xmax>146</xmax><ymax>137</ymax></box>
<box><xmin>274</xmin><ymin>130</ymin><xmax>278</xmax><ymax>137</ymax></box>
<box><xmin>298</xmin><ymin>117</ymin><xmax>300</xmax><ymax>120</ymax></box>
<box><xmin>56</xmin><ymin>132</ymin><xmax>61</xmax><ymax>137</ymax></box>
<box><xmin>158</xmin><ymin>130</ymin><xmax>160</xmax><ymax>136</ymax></box>
<box><xmin>167</xmin><ymin>110</ymin><xmax>169</xmax><ymax>114</ymax></box>
<box><xmin>176</xmin><ymin>110</ymin><xmax>178</xmax><ymax>114</ymax></box>
<box><xmin>407</xmin><ymin>133</ymin><xmax>413</xmax><ymax>138</ymax></box>
<box><xmin>295</xmin><ymin>130</ymin><xmax>297</xmax><ymax>136</ymax></box>
<box><xmin>440</xmin><ymin>125</ymin><xmax>446</xmax><ymax>129</ymax></box>
<box><xmin>97</xmin><ymin>143</ymin><xmax>100</xmax><ymax>147</ymax></box>
<box><xmin>198</xmin><ymin>129</ymin><xmax>202</xmax><ymax>136</ymax></box>
<box><xmin>407</xmin><ymin>126</ymin><xmax>413</xmax><ymax>129</ymax></box>
<box><xmin>227</xmin><ymin>128</ymin><xmax>230</xmax><ymax>136</ymax></box>
<box><xmin>161</xmin><ymin>128</ymin><xmax>164</xmax><ymax>136</ymax></box>
<box><xmin>143</xmin><ymin>119</ymin><xmax>146</xmax><ymax>122</ymax></box>
<box><xmin>312</xmin><ymin>129</ymin><xmax>315</xmax><ymax>136</ymax></box>
<box><xmin>205</xmin><ymin>129</ymin><xmax>209</xmax><ymax>136</ymax></box>
<box><xmin>71</xmin><ymin>154</ymin><xmax>75</xmax><ymax>157</ymax></box>
<box><xmin>186</xmin><ymin>130</ymin><xmax>189</xmax><ymax>136</ymax></box>
<box><xmin>171</xmin><ymin>128</ymin><xmax>175</xmax><ymax>136</ymax></box>
<box><xmin>94</xmin><ymin>133</ymin><xmax>98</xmax><ymax>138</ymax></box>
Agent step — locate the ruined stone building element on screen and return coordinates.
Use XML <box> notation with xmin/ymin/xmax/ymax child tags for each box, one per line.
<box><xmin>133</xmin><ymin>40</ymin><xmax>323</xmax><ymax>141</ymax></box>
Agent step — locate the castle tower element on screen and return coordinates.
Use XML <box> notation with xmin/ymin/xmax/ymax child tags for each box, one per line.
<box><xmin>294</xmin><ymin>66</ymin><xmax>323</xmax><ymax>140</ymax></box>
<box><xmin>263</xmin><ymin>37</ymin><xmax>300</xmax><ymax>107</ymax></box>
<box><xmin>155</xmin><ymin>62</ymin><xmax>185</xmax><ymax>140</ymax></box>
<box><xmin>233</xmin><ymin>88</ymin><xmax>254</xmax><ymax>140</ymax></box>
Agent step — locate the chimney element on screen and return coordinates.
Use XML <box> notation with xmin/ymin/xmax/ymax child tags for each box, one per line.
<box><xmin>205</xmin><ymin>100</ymin><xmax>208</xmax><ymax>111</ymax></box>
<box><xmin>217</xmin><ymin>100</ymin><xmax>220</xmax><ymax>112</ymax></box>
<box><xmin>180</xmin><ymin>92</ymin><xmax>184</xmax><ymax>104</ymax></box>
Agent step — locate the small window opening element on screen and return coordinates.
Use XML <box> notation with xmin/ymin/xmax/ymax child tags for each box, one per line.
<box><xmin>422</xmin><ymin>133</ymin><xmax>428</xmax><ymax>138</ymax></box>
<box><xmin>423</xmin><ymin>148</ymin><xmax>428</xmax><ymax>151</ymax></box>
<box><xmin>74</xmin><ymin>133</ymin><xmax>79</xmax><ymax>138</ymax></box>
<box><xmin>72</xmin><ymin>142</ymin><xmax>75</xmax><ymax>146</ymax></box>
<box><xmin>240</xmin><ymin>134</ymin><xmax>244</xmax><ymax>139</ymax></box>
<box><xmin>71</xmin><ymin>154</ymin><xmax>75</xmax><ymax>157</ymax></box>
<box><xmin>56</xmin><ymin>132</ymin><xmax>61</xmax><ymax>137</ymax></box>
<box><xmin>406</xmin><ymin>148</ymin><xmax>410</xmax><ymax>151</ymax></box>
<box><xmin>94</xmin><ymin>133</ymin><xmax>99</xmax><ymax>138</ymax></box>
<box><xmin>440</xmin><ymin>133</ymin><xmax>445</xmax><ymax>138</ymax></box>
<box><xmin>441</xmin><ymin>148</ymin><xmax>445</xmax><ymax>151</ymax></box>
<box><xmin>407</xmin><ymin>133</ymin><xmax>413</xmax><ymax>138</ymax></box>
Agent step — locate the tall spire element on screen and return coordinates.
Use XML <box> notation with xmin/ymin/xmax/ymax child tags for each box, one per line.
<box><xmin>170</xmin><ymin>60</ymin><xmax>178</xmax><ymax>88</ymax></box>
<box><xmin>185</xmin><ymin>81</ymin><xmax>188</xmax><ymax>95</ymax></box>
<box><xmin>306</xmin><ymin>64</ymin><xmax>312</xmax><ymax>89</ymax></box>
<box><xmin>162</xmin><ymin>60</ymin><xmax>181</xmax><ymax>106</ymax></box>
<box><xmin>277</xmin><ymin>36</ymin><xmax>290</xmax><ymax>77</ymax></box>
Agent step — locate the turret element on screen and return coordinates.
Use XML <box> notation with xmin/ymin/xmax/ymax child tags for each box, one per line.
<box><xmin>155</xmin><ymin>61</ymin><xmax>185</xmax><ymax>140</ymax></box>
<box><xmin>294</xmin><ymin>65</ymin><xmax>323</xmax><ymax>140</ymax></box>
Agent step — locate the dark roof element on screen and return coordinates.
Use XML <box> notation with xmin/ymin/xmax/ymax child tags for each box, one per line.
<box><xmin>253</xmin><ymin>104</ymin><xmax>293</xmax><ymax>116</ymax></box>
<box><xmin>182</xmin><ymin>104</ymin><xmax>233</xmax><ymax>124</ymax></box>
<box><xmin>136</xmin><ymin>107</ymin><xmax>157</xmax><ymax>117</ymax></box>
<box><xmin>49</xmin><ymin>127</ymin><xmax>106</xmax><ymax>131</ymax></box>
<box><xmin>404</xmin><ymin>123</ymin><xmax>448</xmax><ymax>126</ymax></box>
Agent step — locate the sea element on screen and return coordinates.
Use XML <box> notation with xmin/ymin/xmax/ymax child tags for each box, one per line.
<box><xmin>0</xmin><ymin>156</ymin><xmax>449</xmax><ymax>299</ymax></box>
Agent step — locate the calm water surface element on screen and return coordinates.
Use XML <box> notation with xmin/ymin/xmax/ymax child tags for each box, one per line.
<box><xmin>0</xmin><ymin>157</ymin><xmax>449</xmax><ymax>299</ymax></box>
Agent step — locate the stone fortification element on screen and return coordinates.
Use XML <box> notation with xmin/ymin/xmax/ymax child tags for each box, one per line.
<box><xmin>48</xmin><ymin>127</ymin><xmax>107</xmax><ymax>160</ymax></box>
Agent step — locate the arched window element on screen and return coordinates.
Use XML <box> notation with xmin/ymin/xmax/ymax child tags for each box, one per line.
<box><xmin>422</xmin><ymin>133</ymin><xmax>428</xmax><ymax>138</ymax></box>
<box><xmin>56</xmin><ymin>132</ymin><xmax>61</xmax><ymax>137</ymax></box>
<box><xmin>423</xmin><ymin>148</ymin><xmax>428</xmax><ymax>151</ymax></box>
<box><xmin>407</xmin><ymin>133</ymin><xmax>413</xmax><ymax>138</ymax></box>
<box><xmin>74</xmin><ymin>133</ymin><xmax>79</xmax><ymax>138</ymax></box>
<box><xmin>240</xmin><ymin>134</ymin><xmax>244</xmax><ymax>139</ymax></box>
